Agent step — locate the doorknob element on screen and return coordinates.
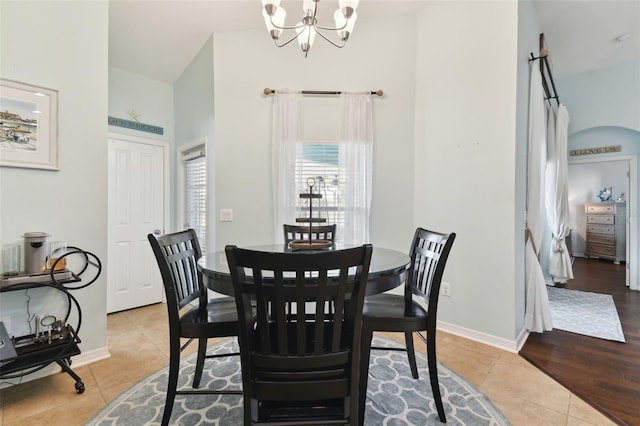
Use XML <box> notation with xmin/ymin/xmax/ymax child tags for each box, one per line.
<box><xmin>153</xmin><ymin>229</ymin><xmax>162</xmax><ymax>236</ymax></box>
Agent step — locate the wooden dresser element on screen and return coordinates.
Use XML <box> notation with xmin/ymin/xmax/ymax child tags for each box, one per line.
<box><xmin>584</xmin><ymin>202</ymin><xmax>626</xmax><ymax>264</ymax></box>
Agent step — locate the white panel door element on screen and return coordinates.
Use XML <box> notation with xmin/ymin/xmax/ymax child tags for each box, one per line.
<box><xmin>107</xmin><ymin>137</ymin><xmax>166</xmax><ymax>313</ymax></box>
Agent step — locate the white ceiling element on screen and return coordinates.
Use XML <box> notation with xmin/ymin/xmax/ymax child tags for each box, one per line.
<box><xmin>532</xmin><ymin>0</ymin><xmax>639</xmax><ymax>78</ymax></box>
<box><xmin>109</xmin><ymin>0</ymin><xmax>640</xmax><ymax>84</ymax></box>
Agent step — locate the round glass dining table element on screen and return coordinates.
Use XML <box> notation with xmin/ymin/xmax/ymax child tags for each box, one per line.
<box><xmin>198</xmin><ymin>244</ymin><xmax>410</xmax><ymax>296</ymax></box>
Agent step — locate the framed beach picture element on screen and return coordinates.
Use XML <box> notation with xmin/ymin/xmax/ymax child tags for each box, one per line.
<box><xmin>0</xmin><ymin>79</ymin><xmax>59</xmax><ymax>170</ymax></box>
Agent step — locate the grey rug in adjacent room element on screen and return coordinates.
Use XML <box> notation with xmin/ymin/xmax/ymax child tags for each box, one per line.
<box><xmin>88</xmin><ymin>336</ymin><xmax>510</xmax><ymax>426</ymax></box>
<box><xmin>547</xmin><ymin>286</ymin><xmax>625</xmax><ymax>342</ymax></box>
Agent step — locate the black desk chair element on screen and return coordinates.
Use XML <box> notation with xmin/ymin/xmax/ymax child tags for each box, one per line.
<box><xmin>283</xmin><ymin>224</ymin><xmax>337</xmax><ymax>245</ymax></box>
<box><xmin>148</xmin><ymin>229</ymin><xmax>243</xmax><ymax>426</ymax></box>
<box><xmin>358</xmin><ymin>228</ymin><xmax>456</xmax><ymax>424</ymax></box>
<box><xmin>226</xmin><ymin>244</ymin><xmax>373</xmax><ymax>425</ymax></box>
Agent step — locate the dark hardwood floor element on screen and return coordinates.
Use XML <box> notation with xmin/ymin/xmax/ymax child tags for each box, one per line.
<box><xmin>520</xmin><ymin>257</ymin><xmax>640</xmax><ymax>425</ymax></box>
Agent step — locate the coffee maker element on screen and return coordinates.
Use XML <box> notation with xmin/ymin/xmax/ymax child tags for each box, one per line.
<box><xmin>23</xmin><ymin>232</ymin><xmax>49</xmax><ymax>275</ymax></box>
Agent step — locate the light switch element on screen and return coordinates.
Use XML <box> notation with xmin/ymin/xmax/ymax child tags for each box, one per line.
<box><xmin>220</xmin><ymin>209</ymin><xmax>233</xmax><ymax>222</ymax></box>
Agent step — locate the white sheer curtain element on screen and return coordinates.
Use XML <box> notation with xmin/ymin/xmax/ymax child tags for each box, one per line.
<box><xmin>339</xmin><ymin>93</ymin><xmax>373</xmax><ymax>245</ymax></box>
<box><xmin>524</xmin><ymin>60</ymin><xmax>553</xmax><ymax>332</ymax></box>
<box><xmin>545</xmin><ymin>104</ymin><xmax>574</xmax><ymax>283</ymax></box>
<box><xmin>272</xmin><ymin>90</ymin><xmax>303</xmax><ymax>243</ymax></box>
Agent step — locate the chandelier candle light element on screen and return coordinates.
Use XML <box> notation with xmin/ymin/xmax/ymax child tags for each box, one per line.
<box><xmin>262</xmin><ymin>0</ymin><xmax>359</xmax><ymax>57</ymax></box>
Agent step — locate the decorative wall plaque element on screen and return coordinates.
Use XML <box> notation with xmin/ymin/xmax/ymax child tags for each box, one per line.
<box><xmin>108</xmin><ymin>116</ymin><xmax>163</xmax><ymax>135</ymax></box>
<box><xmin>570</xmin><ymin>146</ymin><xmax>621</xmax><ymax>156</ymax></box>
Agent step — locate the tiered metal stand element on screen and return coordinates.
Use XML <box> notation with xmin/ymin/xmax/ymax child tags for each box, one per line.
<box><xmin>288</xmin><ymin>177</ymin><xmax>333</xmax><ymax>250</ymax></box>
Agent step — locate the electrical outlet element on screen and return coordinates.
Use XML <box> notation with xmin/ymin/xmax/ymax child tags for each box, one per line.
<box><xmin>0</xmin><ymin>316</ymin><xmax>12</xmax><ymax>334</ymax></box>
<box><xmin>441</xmin><ymin>282</ymin><xmax>451</xmax><ymax>297</ymax></box>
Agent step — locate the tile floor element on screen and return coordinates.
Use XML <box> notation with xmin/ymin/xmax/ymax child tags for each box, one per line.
<box><xmin>0</xmin><ymin>303</ymin><xmax>615</xmax><ymax>426</ymax></box>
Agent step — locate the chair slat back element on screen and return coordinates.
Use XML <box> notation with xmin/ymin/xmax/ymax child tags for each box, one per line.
<box><xmin>226</xmin><ymin>244</ymin><xmax>372</xmax><ymax>405</ymax></box>
<box><xmin>148</xmin><ymin>230</ymin><xmax>204</xmax><ymax>315</ymax></box>
<box><xmin>256</xmin><ymin>268</ymin><xmax>350</xmax><ymax>356</ymax></box>
<box><xmin>407</xmin><ymin>228</ymin><xmax>456</xmax><ymax>314</ymax></box>
<box><xmin>283</xmin><ymin>224</ymin><xmax>337</xmax><ymax>245</ymax></box>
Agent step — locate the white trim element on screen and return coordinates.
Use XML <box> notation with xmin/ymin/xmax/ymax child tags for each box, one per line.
<box><xmin>71</xmin><ymin>345</ymin><xmax>111</xmax><ymax>366</ymax></box>
<box><xmin>177</xmin><ymin>137</ymin><xmax>209</xmax><ymax>248</ymax></box>
<box><xmin>108</xmin><ymin>131</ymin><xmax>166</xmax><ymax>146</ymax></box>
<box><xmin>515</xmin><ymin>328</ymin><xmax>531</xmax><ymax>352</ymax></box>
<box><xmin>568</xmin><ymin>155</ymin><xmax>638</xmax><ymax>290</ymax></box>
<box><xmin>437</xmin><ymin>320</ymin><xmax>522</xmax><ymax>353</ymax></box>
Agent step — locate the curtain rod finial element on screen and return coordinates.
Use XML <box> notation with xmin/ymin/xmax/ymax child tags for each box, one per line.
<box><xmin>264</xmin><ymin>88</ymin><xmax>274</xmax><ymax>95</ymax></box>
<box><xmin>375</xmin><ymin>90</ymin><xmax>383</xmax><ymax>96</ymax></box>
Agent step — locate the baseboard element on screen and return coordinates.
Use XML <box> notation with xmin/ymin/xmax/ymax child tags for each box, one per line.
<box><xmin>515</xmin><ymin>328</ymin><xmax>530</xmax><ymax>352</ymax></box>
<box><xmin>437</xmin><ymin>320</ymin><xmax>525</xmax><ymax>353</ymax></box>
<box><xmin>72</xmin><ymin>345</ymin><xmax>111</xmax><ymax>367</ymax></box>
<box><xmin>0</xmin><ymin>346</ymin><xmax>110</xmax><ymax>389</ymax></box>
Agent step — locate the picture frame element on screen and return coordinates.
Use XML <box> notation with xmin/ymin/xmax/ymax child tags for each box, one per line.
<box><xmin>0</xmin><ymin>79</ymin><xmax>59</xmax><ymax>170</ymax></box>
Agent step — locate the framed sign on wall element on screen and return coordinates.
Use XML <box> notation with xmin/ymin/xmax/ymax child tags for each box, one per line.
<box><xmin>0</xmin><ymin>79</ymin><xmax>59</xmax><ymax>170</ymax></box>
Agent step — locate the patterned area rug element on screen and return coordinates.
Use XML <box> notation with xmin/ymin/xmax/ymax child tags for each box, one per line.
<box><xmin>548</xmin><ymin>286</ymin><xmax>625</xmax><ymax>342</ymax></box>
<box><xmin>88</xmin><ymin>336</ymin><xmax>509</xmax><ymax>425</ymax></box>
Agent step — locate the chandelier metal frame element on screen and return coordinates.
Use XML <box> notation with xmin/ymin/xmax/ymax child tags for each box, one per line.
<box><xmin>262</xmin><ymin>0</ymin><xmax>359</xmax><ymax>57</ymax></box>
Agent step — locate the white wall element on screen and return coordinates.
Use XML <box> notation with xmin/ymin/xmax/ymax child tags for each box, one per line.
<box><xmin>207</xmin><ymin>3</ymin><xmax>536</xmax><ymax>346</ymax></box>
<box><xmin>211</xmin><ymin>15</ymin><xmax>417</xmax><ymax>252</ymax></box>
<box><xmin>173</xmin><ymin>36</ymin><xmax>215</xmax><ymax>247</ymax></box>
<box><xmin>108</xmin><ymin>66</ymin><xmax>174</xmax><ymax>144</ymax></box>
<box><xmin>414</xmin><ymin>1</ymin><xmax>520</xmax><ymax>341</ymax></box>
<box><xmin>0</xmin><ymin>1</ymin><xmax>108</xmax><ymax>354</ymax></box>
<box><xmin>559</xmin><ymin>61</ymin><xmax>640</xmax><ymax>133</ymax></box>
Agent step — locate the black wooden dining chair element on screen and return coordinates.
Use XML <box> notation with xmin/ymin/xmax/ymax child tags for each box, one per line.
<box><xmin>226</xmin><ymin>244</ymin><xmax>373</xmax><ymax>425</ymax></box>
<box><xmin>148</xmin><ymin>229</ymin><xmax>243</xmax><ymax>426</ymax></box>
<box><xmin>358</xmin><ymin>228</ymin><xmax>456</xmax><ymax>424</ymax></box>
<box><xmin>283</xmin><ymin>224</ymin><xmax>337</xmax><ymax>245</ymax></box>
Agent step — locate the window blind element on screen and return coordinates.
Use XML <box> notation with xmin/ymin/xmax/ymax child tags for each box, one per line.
<box><xmin>183</xmin><ymin>146</ymin><xmax>207</xmax><ymax>253</ymax></box>
<box><xmin>295</xmin><ymin>143</ymin><xmax>346</xmax><ymax>242</ymax></box>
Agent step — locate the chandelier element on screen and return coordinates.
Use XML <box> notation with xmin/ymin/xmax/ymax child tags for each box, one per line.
<box><xmin>261</xmin><ymin>0</ymin><xmax>359</xmax><ymax>57</ymax></box>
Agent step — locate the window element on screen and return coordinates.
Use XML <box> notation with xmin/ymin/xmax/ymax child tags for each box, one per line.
<box><xmin>182</xmin><ymin>145</ymin><xmax>207</xmax><ymax>253</ymax></box>
<box><xmin>295</xmin><ymin>141</ymin><xmax>346</xmax><ymax>242</ymax></box>
<box><xmin>272</xmin><ymin>92</ymin><xmax>372</xmax><ymax>245</ymax></box>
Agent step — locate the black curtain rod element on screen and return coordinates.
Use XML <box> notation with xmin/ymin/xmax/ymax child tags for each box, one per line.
<box><xmin>528</xmin><ymin>33</ymin><xmax>560</xmax><ymax>106</ymax></box>
<box><xmin>264</xmin><ymin>88</ymin><xmax>383</xmax><ymax>96</ymax></box>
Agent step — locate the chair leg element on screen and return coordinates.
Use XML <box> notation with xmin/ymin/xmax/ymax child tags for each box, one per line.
<box><xmin>192</xmin><ymin>337</ymin><xmax>207</xmax><ymax>388</ymax></box>
<box><xmin>427</xmin><ymin>333</ymin><xmax>446</xmax><ymax>423</ymax></box>
<box><xmin>358</xmin><ymin>325</ymin><xmax>374</xmax><ymax>426</ymax></box>
<box><xmin>405</xmin><ymin>331</ymin><xmax>419</xmax><ymax>379</ymax></box>
<box><xmin>245</xmin><ymin>394</ymin><xmax>253</xmax><ymax>426</ymax></box>
<box><xmin>163</xmin><ymin>341</ymin><xmax>180</xmax><ymax>426</ymax></box>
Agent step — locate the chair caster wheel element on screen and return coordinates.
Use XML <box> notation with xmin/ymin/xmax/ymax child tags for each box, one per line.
<box><xmin>75</xmin><ymin>381</ymin><xmax>85</xmax><ymax>394</ymax></box>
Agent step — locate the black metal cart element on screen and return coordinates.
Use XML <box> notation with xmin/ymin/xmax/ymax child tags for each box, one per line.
<box><xmin>0</xmin><ymin>247</ymin><xmax>101</xmax><ymax>393</ymax></box>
